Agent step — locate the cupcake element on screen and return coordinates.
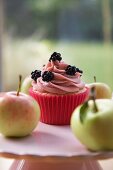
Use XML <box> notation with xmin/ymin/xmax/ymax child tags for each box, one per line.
<box><xmin>29</xmin><ymin>52</ymin><xmax>89</xmax><ymax>125</ymax></box>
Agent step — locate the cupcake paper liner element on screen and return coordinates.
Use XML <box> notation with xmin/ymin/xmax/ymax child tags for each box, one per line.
<box><xmin>29</xmin><ymin>87</ymin><xmax>90</xmax><ymax>125</ymax></box>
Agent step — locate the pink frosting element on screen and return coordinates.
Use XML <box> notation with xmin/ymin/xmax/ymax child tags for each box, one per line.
<box><xmin>32</xmin><ymin>60</ymin><xmax>85</xmax><ymax>95</ymax></box>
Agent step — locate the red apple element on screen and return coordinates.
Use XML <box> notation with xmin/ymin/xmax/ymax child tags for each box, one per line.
<box><xmin>0</xmin><ymin>75</ymin><xmax>40</xmax><ymax>137</ymax></box>
<box><xmin>0</xmin><ymin>92</ymin><xmax>40</xmax><ymax>137</ymax></box>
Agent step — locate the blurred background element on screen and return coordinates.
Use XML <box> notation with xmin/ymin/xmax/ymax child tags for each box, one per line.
<box><xmin>0</xmin><ymin>0</ymin><xmax>113</xmax><ymax>91</ymax></box>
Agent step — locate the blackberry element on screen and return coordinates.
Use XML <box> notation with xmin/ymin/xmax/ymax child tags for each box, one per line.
<box><xmin>65</xmin><ymin>65</ymin><xmax>77</xmax><ymax>76</ymax></box>
<box><xmin>76</xmin><ymin>68</ymin><xmax>83</xmax><ymax>74</ymax></box>
<box><xmin>31</xmin><ymin>70</ymin><xmax>41</xmax><ymax>81</ymax></box>
<box><xmin>42</xmin><ymin>71</ymin><xmax>54</xmax><ymax>82</ymax></box>
<box><xmin>49</xmin><ymin>52</ymin><xmax>62</xmax><ymax>62</ymax></box>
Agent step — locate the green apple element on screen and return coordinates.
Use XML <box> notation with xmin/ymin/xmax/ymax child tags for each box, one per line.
<box><xmin>71</xmin><ymin>99</ymin><xmax>113</xmax><ymax>151</ymax></box>
<box><xmin>87</xmin><ymin>82</ymin><xmax>112</xmax><ymax>99</ymax></box>
<box><xmin>21</xmin><ymin>76</ymin><xmax>32</xmax><ymax>94</ymax></box>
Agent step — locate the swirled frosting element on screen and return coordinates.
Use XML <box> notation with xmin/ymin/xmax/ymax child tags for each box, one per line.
<box><xmin>32</xmin><ymin>59</ymin><xmax>85</xmax><ymax>95</ymax></box>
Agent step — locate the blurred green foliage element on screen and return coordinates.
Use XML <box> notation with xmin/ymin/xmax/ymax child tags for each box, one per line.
<box><xmin>3</xmin><ymin>0</ymin><xmax>113</xmax><ymax>90</ymax></box>
<box><xmin>5</xmin><ymin>0</ymin><xmax>113</xmax><ymax>40</ymax></box>
<box><xmin>4</xmin><ymin>39</ymin><xmax>113</xmax><ymax>90</ymax></box>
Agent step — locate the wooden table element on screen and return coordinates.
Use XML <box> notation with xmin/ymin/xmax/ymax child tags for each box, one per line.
<box><xmin>0</xmin><ymin>122</ymin><xmax>113</xmax><ymax>170</ymax></box>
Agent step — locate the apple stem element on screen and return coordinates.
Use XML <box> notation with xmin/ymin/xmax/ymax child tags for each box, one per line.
<box><xmin>90</xmin><ymin>86</ymin><xmax>98</xmax><ymax>113</ymax></box>
<box><xmin>93</xmin><ymin>98</ymin><xmax>98</xmax><ymax>113</ymax></box>
<box><xmin>17</xmin><ymin>75</ymin><xmax>22</xmax><ymax>96</ymax></box>
<box><xmin>94</xmin><ymin>76</ymin><xmax>96</xmax><ymax>82</ymax></box>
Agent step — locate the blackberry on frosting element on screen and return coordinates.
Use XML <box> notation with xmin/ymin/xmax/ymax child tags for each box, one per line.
<box><xmin>31</xmin><ymin>70</ymin><xmax>41</xmax><ymax>82</ymax></box>
<box><xmin>42</xmin><ymin>71</ymin><xmax>54</xmax><ymax>82</ymax></box>
<box><xmin>65</xmin><ymin>65</ymin><xmax>83</xmax><ymax>76</ymax></box>
<box><xmin>31</xmin><ymin>52</ymin><xmax>83</xmax><ymax>84</ymax></box>
<box><xmin>49</xmin><ymin>52</ymin><xmax>62</xmax><ymax>62</ymax></box>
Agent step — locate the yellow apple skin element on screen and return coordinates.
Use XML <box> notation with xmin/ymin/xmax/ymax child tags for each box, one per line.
<box><xmin>21</xmin><ymin>76</ymin><xmax>32</xmax><ymax>94</ymax></box>
<box><xmin>87</xmin><ymin>83</ymin><xmax>112</xmax><ymax>99</ymax></box>
<box><xmin>71</xmin><ymin>99</ymin><xmax>113</xmax><ymax>151</ymax></box>
<box><xmin>0</xmin><ymin>92</ymin><xmax>40</xmax><ymax>137</ymax></box>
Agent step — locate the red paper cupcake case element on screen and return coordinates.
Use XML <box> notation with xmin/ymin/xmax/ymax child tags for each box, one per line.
<box><xmin>29</xmin><ymin>87</ymin><xmax>90</xmax><ymax>125</ymax></box>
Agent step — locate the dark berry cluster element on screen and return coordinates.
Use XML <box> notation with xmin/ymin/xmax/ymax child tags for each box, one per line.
<box><xmin>42</xmin><ymin>71</ymin><xmax>54</xmax><ymax>82</ymax></box>
<box><xmin>65</xmin><ymin>65</ymin><xmax>76</xmax><ymax>76</ymax></box>
<box><xmin>65</xmin><ymin>65</ymin><xmax>83</xmax><ymax>76</ymax></box>
<box><xmin>31</xmin><ymin>70</ymin><xmax>41</xmax><ymax>81</ymax></box>
<box><xmin>31</xmin><ymin>52</ymin><xmax>83</xmax><ymax>83</ymax></box>
<box><xmin>49</xmin><ymin>52</ymin><xmax>62</xmax><ymax>62</ymax></box>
